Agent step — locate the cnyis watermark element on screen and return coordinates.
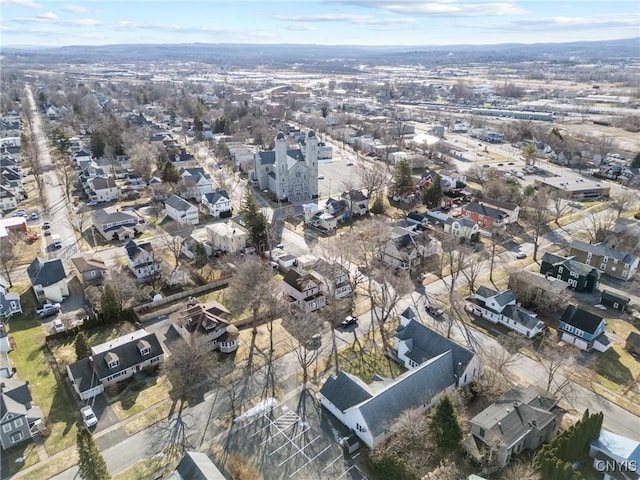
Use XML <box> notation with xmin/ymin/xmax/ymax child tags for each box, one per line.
<box><xmin>594</xmin><ymin>459</ymin><xmax>638</xmax><ymax>473</ymax></box>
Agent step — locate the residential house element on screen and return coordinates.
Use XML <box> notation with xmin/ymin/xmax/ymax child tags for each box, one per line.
<box><xmin>320</xmin><ymin>326</ymin><xmax>473</xmax><ymax>449</ymax></box>
<box><xmin>179</xmin><ymin>167</ymin><xmax>213</xmax><ymax>199</ymax></box>
<box><xmin>0</xmin><ymin>280</ymin><xmax>22</xmax><ymax>319</ymax></box>
<box><xmin>507</xmin><ymin>270</ymin><xmax>569</xmax><ymax>313</ymax></box>
<box><xmin>468</xmin><ymin>386</ymin><xmax>562</xmax><ymax>469</ymax></box>
<box><xmin>1</xmin><ymin>168</ymin><xmax>25</xmax><ymax>197</ymax></box>
<box><xmin>460</xmin><ymin>202</ymin><xmax>509</xmax><ymax>231</ymax></box>
<box><xmin>311</xmin><ymin>259</ymin><xmax>352</xmax><ymax>299</ymax></box>
<box><xmin>395</xmin><ymin>307</ymin><xmax>480</xmax><ymax>381</ymax></box>
<box><xmin>70</xmin><ymin>256</ymin><xmax>107</xmax><ymax>286</ymax></box>
<box><xmin>324</xmin><ymin>197</ymin><xmax>350</xmax><ymax>224</ymax></box>
<box><xmin>92</xmin><ymin>208</ymin><xmax>140</xmax><ymax>241</ymax></box>
<box><xmin>619</xmin><ymin>167</ymin><xmax>640</xmax><ymax>187</ymax></box>
<box><xmin>589</xmin><ymin>430</ymin><xmax>640</xmax><ymax>480</ymax></box>
<box><xmin>625</xmin><ymin>332</ymin><xmax>640</xmax><ymax>356</ymax></box>
<box><xmin>165</xmin><ymin>195</ymin><xmax>199</xmax><ymax>225</ymax></box>
<box><xmin>181</xmin><ymin>228</ymin><xmax>213</xmax><ymax>259</ymax></box>
<box><xmin>569</xmin><ymin>240</ymin><xmax>639</xmax><ymax>281</ymax></box>
<box><xmin>0</xmin><ymin>378</ymin><xmax>44</xmax><ymax>450</ymax></box>
<box><xmin>124</xmin><ymin>240</ymin><xmax>161</xmax><ymax>281</ymax></box>
<box><xmin>201</xmin><ymin>190</ymin><xmax>232</xmax><ymax>218</ymax></box>
<box><xmin>167</xmin><ymin>451</ymin><xmax>227</xmax><ymax>480</ymax></box>
<box><xmin>0</xmin><ymin>186</ymin><xmax>17</xmax><ymax>212</ymax></box>
<box><xmin>206</xmin><ymin>220</ymin><xmax>248</xmax><ymax>254</ymax></box>
<box><xmin>444</xmin><ymin>216</ymin><xmax>480</xmax><ymax>240</ymax></box>
<box><xmin>66</xmin><ymin>330</ymin><xmax>164</xmax><ymax>400</ymax></box>
<box><xmin>27</xmin><ymin>258</ymin><xmax>68</xmax><ymax>303</ymax></box>
<box><xmin>406</xmin><ymin>211</ymin><xmax>428</xmax><ymax>229</ymax></box>
<box><xmin>466</xmin><ymin>286</ymin><xmax>547</xmax><ymax>338</ymax></box>
<box><xmin>0</xmin><ymin>216</ymin><xmax>27</xmax><ymax>239</ymax></box>
<box><xmin>558</xmin><ymin>304</ymin><xmax>610</xmax><ymax>352</ymax></box>
<box><xmin>86</xmin><ymin>177</ymin><xmax>121</xmax><ymax>203</ymax></box>
<box><xmin>170</xmin><ymin>298</ymin><xmax>239</xmax><ymax>353</ymax></box>
<box><xmin>476</xmin><ymin>198</ymin><xmax>520</xmax><ymax>224</ymax></box>
<box><xmin>341</xmin><ymin>190</ymin><xmax>369</xmax><ymax>216</ymax></box>
<box><xmin>381</xmin><ymin>227</ymin><xmax>436</xmax><ymax>272</ymax></box>
<box><xmin>540</xmin><ymin>252</ymin><xmax>601</xmax><ymax>292</ymax></box>
<box><xmin>600</xmin><ymin>290</ymin><xmax>630</xmax><ymax>312</ymax></box>
<box><xmin>303</xmin><ymin>203</ymin><xmax>338</xmax><ymax>232</ymax></box>
<box><xmin>283</xmin><ymin>268</ymin><xmax>326</xmax><ymax>312</ymax></box>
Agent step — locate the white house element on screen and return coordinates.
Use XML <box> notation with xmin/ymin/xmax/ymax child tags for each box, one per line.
<box><xmin>66</xmin><ymin>330</ymin><xmax>164</xmax><ymax>400</ymax></box>
<box><xmin>124</xmin><ymin>240</ymin><xmax>162</xmax><ymax>281</ymax></box>
<box><xmin>465</xmin><ymin>286</ymin><xmax>547</xmax><ymax>338</ymax></box>
<box><xmin>283</xmin><ymin>268</ymin><xmax>326</xmax><ymax>312</ymax></box>
<box><xmin>320</xmin><ymin>310</ymin><xmax>479</xmax><ymax>449</ymax></box>
<box><xmin>444</xmin><ymin>216</ymin><xmax>480</xmax><ymax>241</ymax></box>
<box><xmin>381</xmin><ymin>227</ymin><xmax>437</xmax><ymax>272</ymax></box>
<box><xmin>311</xmin><ymin>259</ymin><xmax>352</xmax><ymax>299</ymax></box>
<box><xmin>476</xmin><ymin>198</ymin><xmax>520</xmax><ymax>224</ymax></box>
<box><xmin>170</xmin><ymin>298</ymin><xmax>239</xmax><ymax>353</ymax></box>
<box><xmin>0</xmin><ymin>186</ymin><xmax>17</xmax><ymax>212</ymax></box>
<box><xmin>201</xmin><ymin>190</ymin><xmax>232</xmax><ymax>217</ymax></box>
<box><xmin>179</xmin><ymin>167</ymin><xmax>213</xmax><ymax>199</ymax></box>
<box><xmin>86</xmin><ymin>177</ymin><xmax>121</xmax><ymax>203</ymax></box>
<box><xmin>165</xmin><ymin>195</ymin><xmax>199</xmax><ymax>225</ymax></box>
<box><xmin>92</xmin><ymin>208</ymin><xmax>141</xmax><ymax>241</ymax></box>
<box><xmin>206</xmin><ymin>220</ymin><xmax>248</xmax><ymax>254</ymax></box>
<box><xmin>26</xmin><ymin>258</ymin><xmax>69</xmax><ymax>303</ymax></box>
<box><xmin>0</xmin><ymin>279</ymin><xmax>22</xmax><ymax>319</ymax></box>
<box><xmin>341</xmin><ymin>190</ymin><xmax>369</xmax><ymax>216</ymax></box>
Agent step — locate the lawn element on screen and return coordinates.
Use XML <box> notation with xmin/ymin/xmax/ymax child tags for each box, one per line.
<box><xmin>111</xmin><ymin>448</ymin><xmax>180</xmax><ymax>480</ymax></box>
<box><xmin>5</xmin><ymin>291</ymin><xmax>79</xmax><ymax>458</ymax></box>
<box><xmin>111</xmin><ymin>375</ymin><xmax>171</xmax><ymax>420</ymax></box>
<box><xmin>341</xmin><ymin>346</ymin><xmax>405</xmax><ymax>383</ymax></box>
<box><xmin>4</xmin><ymin>443</ymin><xmax>40</xmax><ymax>478</ymax></box>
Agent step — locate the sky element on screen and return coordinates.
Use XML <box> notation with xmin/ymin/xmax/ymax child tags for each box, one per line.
<box><xmin>1</xmin><ymin>0</ymin><xmax>639</xmax><ymax>48</ymax></box>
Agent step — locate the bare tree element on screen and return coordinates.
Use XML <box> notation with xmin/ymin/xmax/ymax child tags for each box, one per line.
<box><xmin>521</xmin><ymin>189</ymin><xmax>551</xmax><ymax>262</ymax></box>
<box><xmin>580</xmin><ymin>210</ymin><xmax>617</xmax><ymax>245</ymax></box>
<box><xmin>0</xmin><ymin>232</ymin><xmax>24</xmax><ymax>288</ymax></box>
<box><xmin>163</xmin><ymin>341</ymin><xmax>218</xmax><ymax>405</ymax></box>
<box><xmin>610</xmin><ymin>191</ymin><xmax>637</xmax><ymax>219</ymax></box>
<box><xmin>534</xmin><ymin>332</ymin><xmax>579</xmax><ymax>402</ymax></box>
<box><xmin>356</xmin><ymin>161</ymin><xmax>392</xmax><ymax>198</ymax></box>
<box><xmin>128</xmin><ymin>143</ymin><xmax>158</xmax><ymax>183</ymax></box>
<box><xmin>461</xmin><ymin>248</ymin><xmax>486</xmax><ymax>294</ymax></box>
<box><xmin>488</xmin><ymin>227</ymin><xmax>507</xmax><ymax>284</ymax></box>
<box><xmin>161</xmin><ymin>222</ymin><xmax>195</xmax><ymax>273</ymax></box>
<box><xmin>548</xmin><ymin>188</ymin><xmax>571</xmax><ymax>225</ymax></box>
<box><xmin>597</xmin><ymin>134</ymin><xmax>615</xmax><ymax>162</ymax></box>
<box><xmin>58</xmin><ymin>162</ymin><xmax>76</xmax><ymax>203</ymax></box>
<box><xmin>282</xmin><ymin>307</ymin><xmax>324</xmax><ymax>389</ymax></box>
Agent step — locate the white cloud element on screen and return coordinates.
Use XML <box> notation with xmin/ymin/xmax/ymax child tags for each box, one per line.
<box><xmin>0</xmin><ymin>0</ymin><xmax>41</xmax><ymax>9</ymax></box>
<box><xmin>471</xmin><ymin>13</ymin><xmax>640</xmax><ymax>31</ymax></box>
<box><xmin>273</xmin><ymin>13</ymin><xmax>415</xmax><ymax>25</ymax></box>
<box><xmin>110</xmin><ymin>21</ymin><xmax>231</xmax><ymax>34</ymax></box>
<box><xmin>326</xmin><ymin>0</ymin><xmax>526</xmax><ymax>17</ymax></box>
<box><xmin>63</xmin><ymin>4</ymin><xmax>88</xmax><ymax>14</ymax></box>
<box><xmin>283</xmin><ymin>24</ymin><xmax>316</xmax><ymax>31</ymax></box>
<box><xmin>37</xmin><ymin>11</ymin><xmax>57</xmax><ymax>20</ymax></box>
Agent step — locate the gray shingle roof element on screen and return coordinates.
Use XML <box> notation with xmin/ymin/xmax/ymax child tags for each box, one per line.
<box><xmin>174</xmin><ymin>452</ymin><xmax>226</xmax><ymax>480</ymax></box>
<box><xmin>541</xmin><ymin>252</ymin><xmax>600</xmax><ymax>278</ymax></box>
<box><xmin>165</xmin><ymin>194</ymin><xmax>194</xmax><ymax>212</ymax></box>
<box><xmin>203</xmin><ymin>190</ymin><xmax>229</xmax><ymax>204</ymax></box>
<box><xmin>320</xmin><ymin>371</ymin><xmax>373</xmax><ymax>411</ymax></box>
<box><xmin>27</xmin><ymin>258</ymin><xmax>67</xmax><ymax>287</ymax></box>
<box><xmin>570</xmin><ymin>240</ymin><xmax>638</xmax><ymax>264</ymax></box>
<box><xmin>560</xmin><ymin>305</ymin><xmax>605</xmax><ymax>335</ymax></box>
<box><xmin>464</xmin><ymin>202</ymin><xmax>508</xmax><ymax>220</ymax></box>
<box><xmin>92</xmin><ymin>208</ymin><xmax>138</xmax><ymax>227</ymax></box>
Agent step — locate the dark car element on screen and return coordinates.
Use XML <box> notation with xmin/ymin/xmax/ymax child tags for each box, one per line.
<box><xmin>425</xmin><ymin>305</ymin><xmax>444</xmax><ymax>317</ymax></box>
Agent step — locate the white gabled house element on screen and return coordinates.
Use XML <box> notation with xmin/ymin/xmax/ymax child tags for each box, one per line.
<box><xmin>201</xmin><ymin>190</ymin><xmax>232</xmax><ymax>217</ymax></box>
<box><xmin>86</xmin><ymin>176</ymin><xmax>121</xmax><ymax>203</ymax></box>
<box><xmin>124</xmin><ymin>240</ymin><xmax>162</xmax><ymax>281</ymax></box>
<box><xmin>283</xmin><ymin>268</ymin><xmax>326</xmax><ymax>312</ymax></box>
<box><xmin>465</xmin><ymin>286</ymin><xmax>547</xmax><ymax>338</ymax></box>
<box><xmin>165</xmin><ymin>194</ymin><xmax>199</xmax><ymax>225</ymax></box>
<box><xmin>311</xmin><ymin>259</ymin><xmax>352</xmax><ymax>299</ymax></box>
<box><xmin>178</xmin><ymin>167</ymin><xmax>213</xmax><ymax>200</ymax></box>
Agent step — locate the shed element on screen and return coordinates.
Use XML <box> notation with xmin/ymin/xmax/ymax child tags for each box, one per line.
<box><xmin>625</xmin><ymin>331</ymin><xmax>640</xmax><ymax>356</ymax></box>
<box><xmin>600</xmin><ymin>290</ymin><xmax>631</xmax><ymax>312</ymax></box>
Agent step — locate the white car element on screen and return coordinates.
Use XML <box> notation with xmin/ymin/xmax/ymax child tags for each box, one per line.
<box><xmin>53</xmin><ymin>318</ymin><xmax>64</xmax><ymax>333</ymax></box>
<box><xmin>80</xmin><ymin>405</ymin><xmax>98</xmax><ymax>428</ymax></box>
<box><xmin>515</xmin><ymin>251</ymin><xmax>527</xmax><ymax>259</ymax></box>
<box><xmin>593</xmin><ymin>304</ymin><xmax>607</xmax><ymax>311</ymax></box>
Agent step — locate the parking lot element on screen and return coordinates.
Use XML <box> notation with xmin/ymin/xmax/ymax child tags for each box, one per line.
<box><xmin>222</xmin><ymin>392</ymin><xmax>370</xmax><ymax>480</ymax></box>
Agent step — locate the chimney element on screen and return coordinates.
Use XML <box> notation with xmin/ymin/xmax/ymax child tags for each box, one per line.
<box><xmin>0</xmin><ymin>382</ymin><xmax>4</xmax><ymax>392</ymax></box>
<box><xmin>89</xmin><ymin>356</ymin><xmax>94</xmax><ymax>369</ymax></box>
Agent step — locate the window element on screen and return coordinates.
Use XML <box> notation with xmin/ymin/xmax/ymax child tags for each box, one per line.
<box><xmin>2</xmin><ymin>423</ymin><xmax>11</xmax><ymax>433</ymax></box>
<box><xmin>613</xmin><ymin>303</ymin><xmax>619</xmax><ymax>309</ymax></box>
<box><xmin>13</xmin><ymin>418</ymin><xmax>23</xmax><ymax>428</ymax></box>
<box><xmin>10</xmin><ymin>431</ymin><xmax>23</xmax><ymax>444</ymax></box>
<box><xmin>603</xmin><ymin>256</ymin><xmax>608</xmax><ymax>263</ymax></box>
<box><xmin>558</xmin><ymin>266</ymin><xmax>563</xmax><ymax>274</ymax></box>
<box><xmin>108</xmin><ymin>360</ymin><xmax>119</xmax><ymax>369</ymax></box>
<box><xmin>479</xmin><ymin>428</ymin><xmax>485</xmax><ymax>437</ymax></box>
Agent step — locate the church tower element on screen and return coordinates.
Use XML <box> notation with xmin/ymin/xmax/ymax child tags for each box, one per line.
<box><xmin>305</xmin><ymin>130</ymin><xmax>319</xmax><ymax>198</ymax></box>
<box><xmin>274</xmin><ymin>131</ymin><xmax>288</xmax><ymax>201</ymax></box>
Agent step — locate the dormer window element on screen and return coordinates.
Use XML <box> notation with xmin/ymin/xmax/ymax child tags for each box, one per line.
<box><xmin>105</xmin><ymin>352</ymin><xmax>119</xmax><ymax>369</ymax></box>
<box><xmin>137</xmin><ymin>339</ymin><xmax>151</xmax><ymax>356</ymax></box>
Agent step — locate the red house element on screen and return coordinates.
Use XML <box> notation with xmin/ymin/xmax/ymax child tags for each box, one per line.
<box><xmin>460</xmin><ymin>202</ymin><xmax>508</xmax><ymax>231</ymax></box>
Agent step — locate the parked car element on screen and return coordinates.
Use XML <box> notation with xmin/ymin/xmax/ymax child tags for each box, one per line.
<box><xmin>86</xmin><ymin>201</ymin><xmax>98</xmax><ymax>207</ymax></box>
<box><xmin>318</xmin><ymin>175</ymin><xmax>325</xmax><ymax>180</ymax></box>
<box><xmin>425</xmin><ymin>305</ymin><xmax>444</xmax><ymax>317</ymax></box>
<box><xmin>346</xmin><ymin>162</ymin><xmax>354</xmax><ymax>166</ymax></box>
<box><xmin>53</xmin><ymin>318</ymin><xmax>65</xmax><ymax>333</ymax></box>
<box><xmin>30</xmin><ymin>212</ymin><xmax>38</xmax><ymax>220</ymax></box>
<box><xmin>13</xmin><ymin>209</ymin><xmax>27</xmax><ymax>217</ymax></box>
<box><xmin>515</xmin><ymin>251</ymin><xmax>527</xmax><ymax>259</ymax></box>
<box><xmin>594</xmin><ymin>304</ymin><xmax>607</xmax><ymax>311</ymax></box>
<box><xmin>80</xmin><ymin>405</ymin><xmax>98</xmax><ymax>428</ymax></box>
<box><xmin>37</xmin><ymin>303</ymin><xmax>61</xmax><ymax>318</ymax></box>
<box><xmin>341</xmin><ymin>316</ymin><xmax>358</xmax><ymax>327</ymax></box>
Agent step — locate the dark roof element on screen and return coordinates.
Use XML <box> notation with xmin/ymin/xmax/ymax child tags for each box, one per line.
<box><xmin>560</xmin><ymin>305</ymin><xmax>605</xmax><ymax>335</ymax></box>
<box><xmin>0</xmin><ymin>378</ymin><xmax>43</xmax><ymax>423</ymax></box>
<box><xmin>541</xmin><ymin>252</ymin><xmax>600</xmax><ymax>278</ymax></box>
<box><xmin>258</xmin><ymin>148</ymin><xmax>306</xmax><ymax>166</ymax></box>
<box><xmin>124</xmin><ymin>239</ymin><xmax>153</xmax><ymax>260</ymax></box>
<box><xmin>203</xmin><ymin>190</ymin><xmax>229</xmax><ymax>204</ymax></box>
<box><xmin>600</xmin><ymin>290</ymin><xmax>631</xmax><ymax>304</ymax></box>
<box><xmin>283</xmin><ymin>268</ymin><xmax>317</xmax><ymax>292</ymax></box>
<box><xmin>478</xmin><ymin>198</ymin><xmax>518</xmax><ymax>212</ymax></box>
<box><xmin>471</xmin><ymin>385</ymin><xmax>558</xmax><ymax>449</ymax></box>
<box><xmin>407</xmin><ymin>212</ymin><xmax>427</xmax><ymax>223</ymax></box>
<box><xmin>395</xmin><ymin>319</ymin><xmax>475</xmax><ymax>371</ymax></box>
<box><xmin>626</xmin><ymin>331</ymin><xmax>640</xmax><ymax>348</ymax></box>
<box><xmin>320</xmin><ymin>371</ymin><xmax>373</xmax><ymax>411</ymax></box>
<box><xmin>400</xmin><ymin>307</ymin><xmax>416</xmax><ymax>321</ymax></box>
<box><xmin>570</xmin><ymin>240</ymin><xmax>638</xmax><ymax>264</ymax></box>
<box><xmin>27</xmin><ymin>258</ymin><xmax>67</xmax><ymax>287</ymax></box>
<box><xmin>475</xmin><ymin>285</ymin><xmax>498</xmax><ymax>298</ymax></box>
<box><xmin>165</xmin><ymin>194</ymin><xmax>195</xmax><ymax>212</ymax></box>
<box><xmin>174</xmin><ymin>451</ymin><xmax>226</xmax><ymax>480</ymax></box>
<box><xmin>91</xmin><ymin>332</ymin><xmax>163</xmax><ymax>382</ymax></box>
<box><xmin>501</xmin><ymin>305</ymin><xmax>545</xmax><ymax>330</ymax></box>
<box><xmin>93</xmin><ymin>208</ymin><xmax>138</xmax><ymax>227</ymax></box>
<box><xmin>70</xmin><ymin>256</ymin><xmax>107</xmax><ymax>273</ymax></box>
<box><xmin>88</xmin><ymin>177</ymin><xmax>117</xmax><ymax>190</ymax></box>
<box><xmin>342</xmin><ymin>190</ymin><xmax>368</xmax><ymax>202</ymax></box>
<box><xmin>463</xmin><ymin>202</ymin><xmax>508</xmax><ymax>220</ymax></box>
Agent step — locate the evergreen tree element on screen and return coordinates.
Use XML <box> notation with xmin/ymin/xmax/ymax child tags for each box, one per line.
<box><xmin>421</xmin><ymin>173</ymin><xmax>443</xmax><ymax>208</ymax></box>
<box><xmin>161</xmin><ymin>160</ymin><xmax>180</xmax><ymax>184</ymax></box>
<box><xmin>630</xmin><ymin>152</ymin><xmax>640</xmax><ymax>168</ymax></box>
<box><xmin>100</xmin><ymin>284</ymin><xmax>123</xmax><ymax>321</ymax></box>
<box><xmin>76</xmin><ymin>425</ymin><xmax>110</xmax><ymax>480</ymax></box>
<box><xmin>90</xmin><ymin>131</ymin><xmax>106</xmax><ymax>159</ymax></box>
<box><xmin>75</xmin><ymin>332</ymin><xmax>91</xmax><ymax>360</ymax></box>
<box><xmin>428</xmin><ymin>395</ymin><xmax>463</xmax><ymax>454</ymax></box>
<box><xmin>392</xmin><ymin>159</ymin><xmax>415</xmax><ymax>198</ymax></box>
<box><xmin>240</xmin><ymin>190</ymin><xmax>268</xmax><ymax>250</ymax></box>
<box><xmin>373</xmin><ymin>453</ymin><xmax>418</xmax><ymax>480</ymax></box>
<box><xmin>370</xmin><ymin>194</ymin><xmax>386</xmax><ymax>214</ymax></box>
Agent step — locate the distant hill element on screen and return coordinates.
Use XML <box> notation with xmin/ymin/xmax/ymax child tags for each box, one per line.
<box><xmin>3</xmin><ymin>38</ymin><xmax>638</xmax><ymax>69</ymax></box>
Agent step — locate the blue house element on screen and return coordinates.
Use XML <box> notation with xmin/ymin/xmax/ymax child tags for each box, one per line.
<box><xmin>558</xmin><ymin>305</ymin><xmax>610</xmax><ymax>352</ymax></box>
